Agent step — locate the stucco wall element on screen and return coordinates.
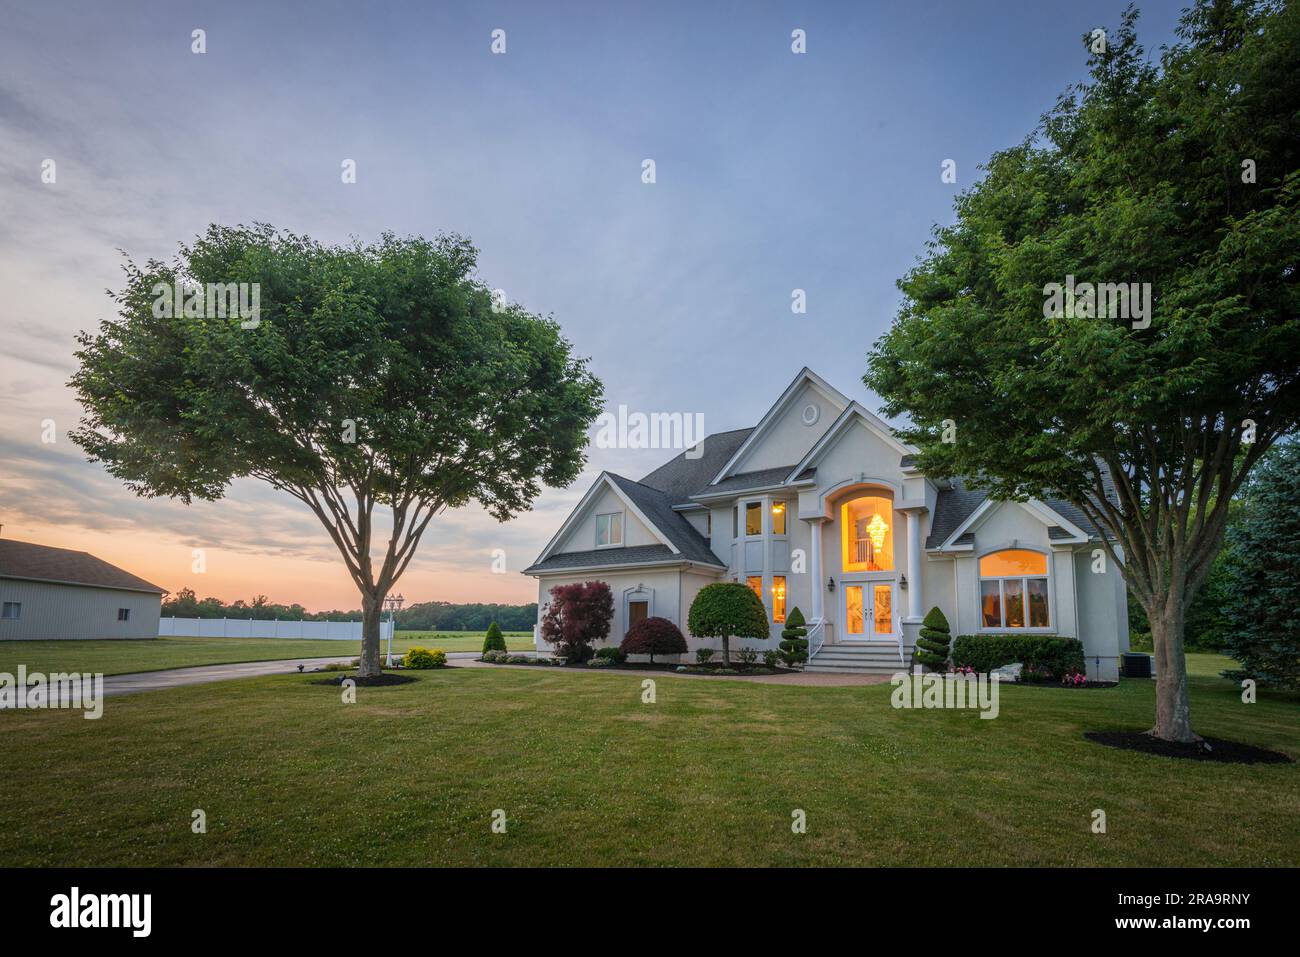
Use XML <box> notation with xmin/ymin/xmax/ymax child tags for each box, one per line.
<box><xmin>0</xmin><ymin>578</ymin><xmax>162</xmax><ymax>640</ymax></box>
<box><xmin>551</xmin><ymin>485</ymin><xmax>659</xmax><ymax>553</ymax></box>
<box><xmin>731</xmin><ymin>380</ymin><xmax>846</xmax><ymax>473</ymax></box>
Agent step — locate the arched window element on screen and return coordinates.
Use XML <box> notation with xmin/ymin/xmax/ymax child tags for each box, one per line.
<box><xmin>979</xmin><ymin>549</ymin><xmax>1049</xmax><ymax>629</ymax></box>
<box><xmin>840</xmin><ymin>495</ymin><xmax>894</xmax><ymax>572</ymax></box>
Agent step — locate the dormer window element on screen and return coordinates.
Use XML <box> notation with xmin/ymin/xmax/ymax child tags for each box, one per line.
<box><xmin>595</xmin><ymin>512</ymin><xmax>623</xmax><ymax>547</ymax></box>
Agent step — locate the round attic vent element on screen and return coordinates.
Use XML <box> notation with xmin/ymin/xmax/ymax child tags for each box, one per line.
<box><xmin>801</xmin><ymin>402</ymin><xmax>821</xmax><ymax>426</ymax></box>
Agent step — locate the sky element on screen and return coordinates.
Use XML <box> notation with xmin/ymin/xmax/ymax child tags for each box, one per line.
<box><xmin>0</xmin><ymin>0</ymin><xmax>1190</xmax><ymax>610</ymax></box>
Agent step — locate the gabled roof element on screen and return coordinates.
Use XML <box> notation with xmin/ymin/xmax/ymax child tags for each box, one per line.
<box><xmin>925</xmin><ymin>476</ymin><xmax>1114</xmax><ymax>549</ymax></box>
<box><xmin>784</xmin><ymin>402</ymin><xmax>916</xmax><ymax>486</ymax></box>
<box><xmin>525</xmin><ymin>471</ymin><xmax>725</xmax><ymax>575</ymax></box>
<box><xmin>638</xmin><ymin>427</ymin><xmax>753</xmax><ymax>505</ymax></box>
<box><xmin>605</xmin><ymin>474</ymin><xmax>722</xmax><ymax>566</ymax></box>
<box><xmin>708</xmin><ymin>368</ymin><xmax>850</xmax><ymax>485</ymax></box>
<box><xmin>0</xmin><ymin>539</ymin><xmax>166</xmax><ymax>594</ymax></box>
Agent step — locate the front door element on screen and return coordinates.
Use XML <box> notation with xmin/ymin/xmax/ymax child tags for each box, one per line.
<box><xmin>843</xmin><ymin>582</ymin><xmax>895</xmax><ymax>640</ymax></box>
<box><xmin>627</xmin><ymin>600</ymin><xmax>648</xmax><ymax>635</ymax></box>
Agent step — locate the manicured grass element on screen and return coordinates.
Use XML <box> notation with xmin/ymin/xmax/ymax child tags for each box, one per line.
<box><xmin>0</xmin><ymin>655</ymin><xmax>1294</xmax><ymax>866</ymax></box>
<box><xmin>0</xmin><ymin>632</ymin><xmax>523</xmax><ymax>676</ymax></box>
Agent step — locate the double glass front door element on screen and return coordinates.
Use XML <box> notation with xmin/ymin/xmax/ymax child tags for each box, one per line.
<box><xmin>844</xmin><ymin>582</ymin><xmax>894</xmax><ymax>639</ymax></box>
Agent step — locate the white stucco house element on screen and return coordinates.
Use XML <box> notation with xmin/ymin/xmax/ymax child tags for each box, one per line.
<box><xmin>524</xmin><ymin>369</ymin><xmax>1129</xmax><ymax>679</ymax></box>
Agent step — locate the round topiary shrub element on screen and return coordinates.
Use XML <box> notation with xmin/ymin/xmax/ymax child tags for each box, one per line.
<box><xmin>915</xmin><ymin>606</ymin><xmax>952</xmax><ymax>671</ymax></box>
<box><xmin>620</xmin><ymin>616</ymin><xmax>688</xmax><ymax>663</ymax></box>
<box><xmin>687</xmin><ymin>581</ymin><xmax>770</xmax><ymax>666</ymax></box>
<box><xmin>482</xmin><ymin>621</ymin><xmax>508</xmax><ymax>654</ymax></box>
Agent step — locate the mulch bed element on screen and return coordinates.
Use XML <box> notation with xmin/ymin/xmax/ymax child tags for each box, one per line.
<box><xmin>310</xmin><ymin>673</ymin><xmax>420</xmax><ymax>687</ymax></box>
<box><xmin>1015</xmin><ymin>680</ymin><xmax>1118</xmax><ymax>689</ymax></box>
<box><xmin>1084</xmin><ymin>730</ymin><xmax>1294</xmax><ymax>765</ymax></box>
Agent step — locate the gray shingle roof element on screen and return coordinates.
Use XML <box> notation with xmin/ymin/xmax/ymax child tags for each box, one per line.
<box><xmin>692</xmin><ymin>465</ymin><xmax>797</xmax><ymax>497</ymax></box>
<box><xmin>924</xmin><ymin>475</ymin><xmax>1115</xmax><ymax>549</ymax></box>
<box><xmin>524</xmin><ymin>470</ymin><xmax>728</xmax><ymax>575</ymax></box>
<box><xmin>606</xmin><ymin>474</ymin><xmax>724</xmax><ymax>566</ymax></box>
<box><xmin>637</xmin><ymin>427</ymin><xmax>753</xmax><ymax>505</ymax></box>
<box><xmin>523</xmin><ymin>544</ymin><xmax>682</xmax><ymax>575</ymax></box>
<box><xmin>0</xmin><ymin>539</ymin><xmax>166</xmax><ymax>594</ymax></box>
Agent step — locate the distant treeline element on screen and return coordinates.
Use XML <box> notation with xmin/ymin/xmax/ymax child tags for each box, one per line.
<box><xmin>394</xmin><ymin>601</ymin><xmax>538</xmax><ymax>632</ymax></box>
<box><xmin>162</xmin><ymin>588</ymin><xmax>536</xmax><ymax>630</ymax></box>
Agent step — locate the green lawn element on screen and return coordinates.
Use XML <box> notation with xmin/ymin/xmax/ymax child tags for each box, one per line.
<box><xmin>0</xmin><ymin>631</ymin><xmax>530</xmax><ymax>676</ymax></box>
<box><xmin>1</xmin><ymin>653</ymin><xmax>1295</xmax><ymax>866</ymax></box>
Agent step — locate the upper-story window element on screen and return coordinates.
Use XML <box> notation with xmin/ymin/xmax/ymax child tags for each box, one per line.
<box><xmin>771</xmin><ymin>501</ymin><xmax>787</xmax><ymax>535</ymax></box>
<box><xmin>744</xmin><ymin>501</ymin><xmax>762</xmax><ymax>536</ymax></box>
<box><xmin>979</xmin><ymin>549</ymin><xmax>1049</xmax><ymax>628</ymax></box>
<box><xmin>595</xmin><ymin>511</ymin><xmax>623</xmax><ymax>547</ymax></box>
<box><xmin>840</xmin><ymin>495</ymin><xmax>894</xmax><ymax>572</ymax></box>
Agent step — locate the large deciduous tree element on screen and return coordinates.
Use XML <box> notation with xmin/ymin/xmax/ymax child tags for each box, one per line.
<box><xmin>865</xmin><ymin>1</ymin><xmax>1300</xmax><ymax>742</ymax></box>
<box><xmin>71</xmin><ymin>225</ymin><xmax>603</xmax><ymax>676</ymax></box>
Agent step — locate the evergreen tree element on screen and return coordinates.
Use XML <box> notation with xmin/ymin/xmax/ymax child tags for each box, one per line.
<box><xmin>482</xmin><ymin>620</ymin><xmax>508</xmax><ymax>654</ymax></box>
<box><xmin>1220</xmin><ymin>442</ymin><xmax>1300</xmax><ymax>690</ymax></box>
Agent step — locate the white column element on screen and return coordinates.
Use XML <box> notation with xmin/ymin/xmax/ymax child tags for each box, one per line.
<box><xmin>809</xmin><ymin>519</ymin><xmax>823</xmax><ymax>621</ymax></box>
<box><xmin>906</xmin><ymin>510</ymin><xmax>923</xmax><ymax>620</ymax></box>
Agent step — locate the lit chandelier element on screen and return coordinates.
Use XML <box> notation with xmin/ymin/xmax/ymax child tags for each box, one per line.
<box><xmin>866</xmin><ymin>514</ymin><xmax>888</xmax><ymax>554</ymax></box>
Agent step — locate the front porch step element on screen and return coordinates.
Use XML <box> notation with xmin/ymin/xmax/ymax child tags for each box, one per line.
<box><xmin>806</xmin><ymin>644</ymin><xmax>912</xmax><ymax>675</ymax></box>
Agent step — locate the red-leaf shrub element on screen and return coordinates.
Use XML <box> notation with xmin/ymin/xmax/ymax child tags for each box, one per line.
<box><xmin>539</xmin><ymin>580</ymin><xmax>613</xmax><ymax>662</ymax></box>
<box><xmin>620</xmin><ymin>616</ymin><xmax>688</xmax><ymax>663</ymax></box>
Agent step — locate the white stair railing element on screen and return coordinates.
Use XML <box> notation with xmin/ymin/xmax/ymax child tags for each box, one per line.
<box><xmin>806</xmin><ymin>617</ymin><xmax>826</xmax><ymax>663</ymax></box>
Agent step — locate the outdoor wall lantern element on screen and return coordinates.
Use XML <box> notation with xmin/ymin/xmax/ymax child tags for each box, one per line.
<box><xmin>827</xmin><ymin>576</ymin><xmax>836</xmax><ymax>593</ymax></box>
<box><xmin>900</xmin><ymin>574</ymin><xmax>909</xmax><ymax>590</ymax></box>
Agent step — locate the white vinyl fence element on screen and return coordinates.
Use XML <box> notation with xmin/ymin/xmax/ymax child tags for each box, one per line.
<box><xmin>159</xmin><ymin>617</ymin><xmax>394</xmax><ymax>641</ymax></box>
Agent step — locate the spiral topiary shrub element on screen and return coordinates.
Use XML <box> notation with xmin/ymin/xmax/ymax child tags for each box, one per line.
<box><xmin>778</xmin><ymin>606</ymin><xmax>808</xmax><ymax>667</ymax></box>
<box><xmin>914</xmin><ymin>606</ymin><xmax>952</xmax><ymax>671</ymax></box>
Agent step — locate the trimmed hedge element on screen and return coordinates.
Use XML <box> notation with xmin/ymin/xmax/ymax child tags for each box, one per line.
<box><xmin>404</xmin><ymin>646</ymin><xmax>446</xmax><ymax>669</ymax></box>
<box><xmin>951</xmin><ymin>634</ymin><xmax>1084</xmax><ymax>677</ymax></box>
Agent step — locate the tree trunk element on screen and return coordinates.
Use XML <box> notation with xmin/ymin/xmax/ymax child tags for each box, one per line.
<box><xmin>1149</xmin><ymin>601</ymin><xmax>1198</xmax><ymax>743</ymax></box>
<box><xmin>722</xmin><ymin>635</ymin><xmax>731</xmax><ymax>667</ymax></box>
<box><xmin>357</xmin><ymin>592</ymin><xmax>384</xmax><ymax>677</ymax></box>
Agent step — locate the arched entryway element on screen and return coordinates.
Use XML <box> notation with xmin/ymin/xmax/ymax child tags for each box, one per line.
<box><xmin>835</xmin><ymin>491</ymin><xmax>898</xmax><ymax>640</ymax></box>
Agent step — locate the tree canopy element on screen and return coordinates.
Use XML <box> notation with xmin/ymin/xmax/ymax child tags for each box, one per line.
<box><xmin>865</xmin><ymin>0</ymin><xmax>1299</xmax><ymax>741</ymax></box>
<box><xmin>72</xmin><ymin>225</ymin><xmax>603</xmax><ymax>674</ymax></box>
